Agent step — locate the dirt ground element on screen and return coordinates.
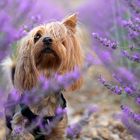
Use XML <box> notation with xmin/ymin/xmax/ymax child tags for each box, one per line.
<box><xmin>66</xmin><ymin>89</ymin><xmax>134</xmax><ymax>140</ymax></box>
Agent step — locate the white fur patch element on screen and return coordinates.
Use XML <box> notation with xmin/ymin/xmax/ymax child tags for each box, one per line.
<box><xmin>1</xmin><ymin>57</ymin><xmax>15</xmax><ymax>91</ymax></box>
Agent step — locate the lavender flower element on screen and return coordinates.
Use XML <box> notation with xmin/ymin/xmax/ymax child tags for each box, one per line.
<box><xmin>121</xmin><ymin>105</ymin><xmax>140</xmax><ymax>139</ymax></box>
<box><xmin>67</xmin><ymin>105</ymin><xmax>99</xmax><ymax>139</ymax></box>
<box><xmin>123</xmin><ymin>19</ymin><xmax>140</xmax><ymax>33</ymax></box>
<box><xmin>124</xmin><ymin>0</ymin><xmax>140</xmax><ymax>14</ymax></box>
<box><xmin>116</xmin><ymin>67</ymin><xmax>137</xmax><ymax>82</ymax></box>
<box><xmin>98</xmin><ymin>75</ymin><xmax>122</xmax><ymax>95</ymax></box>
<box><xmin>121</xmin><ymin>113</ymin><xmax>140</xmax><ymax>140</ymax></box>
<box><xmin>38</xmin><ymin>107</ymin><xmax>66</xmax><ymax>135</ymax></box>
<box><xmin>135</xmin><ymin>97</ymin><xmax>140</xmax><ymax>105</ymax></box>
<box><xmin>124</xmin><ymin>87</ymin><xmax>133</xmax><ymax>95</ymax></box>
<box><xmin>123</xmin><ymin>16</ymin><xmax>140</xmax><ymax>40</ymax></box>
<box><xmin>121</xmin><ymin>105</ymin><xmax>140</xmax><ymax>124</ymax></box>
<box><xmin>98</xmin><ymin>75</ymin><xmax>140</xmax><ymax>104</ymax></box>
<box><xmin>122</xmin><ymin>50</ymin><xmax>140</xmax><ymax>63</ymax></box>
<box><xmin>92</xmin><ymin>33</ymin><xmax>118</xmax><ymax>49</ymax></box>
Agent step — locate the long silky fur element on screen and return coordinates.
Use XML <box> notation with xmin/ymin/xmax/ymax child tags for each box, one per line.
<box><xmin>3</xmin><ymin>14</ymin><xmax>83</xmax><ymax>140</ymax></box>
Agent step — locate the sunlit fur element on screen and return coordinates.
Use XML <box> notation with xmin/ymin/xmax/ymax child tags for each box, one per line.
<box><xmin>8</xmin><ymin>14</ymin><xmax>83</xmax><ymax>140</ymax></box>
<box><xmin>14</xmin><ymin>14</ymin><xmax>83</xmax><ymax>92</ymax></box>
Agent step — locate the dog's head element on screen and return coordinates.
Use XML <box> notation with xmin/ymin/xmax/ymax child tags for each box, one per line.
<box><xmin>15</xmin><ymin>14</ymin><xmax>83</xmax><ymax>91</ymax></box>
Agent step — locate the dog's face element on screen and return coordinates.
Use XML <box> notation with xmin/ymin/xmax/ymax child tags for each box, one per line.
<box><xmin>31</xmin><ymin>22</ymin><xmax>66</xmax><ymax>70</ymax></box>
<box><xmin>21</xmin><ymin>14</ymin><xmax>83</xmax><ymax>73</ymax></box>
<box><xmin>15</xmin><ymin>14</ymin><xmax>83</xmax><ymax>91</ymax></box>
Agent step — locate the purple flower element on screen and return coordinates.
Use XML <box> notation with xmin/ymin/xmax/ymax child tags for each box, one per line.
<box><xmin>114</xmin><ymin>86</ymin><xmax>123</xmax><ymax>95</ymax></box>
<box><xmin>122</xmin><ymin>50</ymin><xmax>140</xmax><ymax>63</ymax></box>
<box><xmin>136</xmin><ymin>97</ymin><xmax>140</xmax><ymax>105</ymax></box>
<box><xmin>13</xmin><ymin>125</ymin><xmax>24</xmax><ymax>135</ymax></box>
<box><xmin>56</xmin><ymin>107</ymin><xmax>66</xmax><ymax>116</ymax></box>
<box><xmin>99</xmin><ymin>75</ymin><xmax>122</xmax><ymax>95</ymax></box>
<box><xmin>123</xmin><ymin>18</ymin><xmax>140</xmax><ymax>34</ymax></box>
<box><xmin>121</xmin><ymin>105</ymin><xmax>140</xmax><ymax>124</ymax></box>
<box><xmin>67</xmin><ymin>123</ymin><xmax>81</xmax><ymax>139</ymax></box>
<box><xmin>132</xmin><ymin>54</ymin><xmax>140</xmax><ymax>61</ymax></box>
<box><xmin>121</xmin><ymin>113</ymin><xmax>140</xmax><ymax>140</ymax></box>
<box><xmin>92</xmin><ymin>33</ymin><xmax>118</xmax><ymax>49</ymax></box>
<box><xmin>124</xmin><ymin>0</ymin><xmax>140</xmax><ymax>14</ymax></box>
<box><xmin>67</xmin><ymin>105</ymin><xmax>99</xmax><ymax>139</ymax></box>
<box><xmin>117</xmin><ymin>67</ymin><xmax>137</xmax><ymax>82</ymax></box>
<box><xmin>86</xmin><ymin>105</ymin><xmax>99</xmax><ymax>117</ymax></box>
<box><xmin>124</xmin><ymin>87</ymin><xmax>133</xmax><ymax>95</ymax></box>
<box><xmin>101</xmin><ymin>51</ymin><xmax>113</xmax><ymax>62</ymax></box>
<box><xmin>121</xmin><ymin>105</ymin><xmax>140</xmax><ymax>139</ymax></box>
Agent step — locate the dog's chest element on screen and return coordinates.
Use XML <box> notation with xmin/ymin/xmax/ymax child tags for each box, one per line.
<box><xmin>30</xmin><ymin>95</ymin><xmax>58</xmax><ymax>116</ymax></box>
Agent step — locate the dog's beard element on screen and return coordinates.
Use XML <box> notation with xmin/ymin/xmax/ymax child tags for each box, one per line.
<box><xmin>34</xmin><ymin>46</ymin><xmax>61</xmax><ymax>70</ymax></box>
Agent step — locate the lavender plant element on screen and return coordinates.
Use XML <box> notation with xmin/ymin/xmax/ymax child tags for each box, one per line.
<box><xmin>92</xmin><ymin>0</ymin><xmax>140</xmax><ymax>139</ymax></box>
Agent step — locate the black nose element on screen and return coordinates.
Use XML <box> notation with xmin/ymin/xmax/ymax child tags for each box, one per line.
<box><xmin>43</xmin><ymin>37</ymin><xmax>53</xmax><ymax>46</ymax></box>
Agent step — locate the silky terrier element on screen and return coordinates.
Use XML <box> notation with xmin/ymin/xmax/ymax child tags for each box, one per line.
<box><xmin>4</xmin><ymin>14</ymin><xmax>83</xmax><ymax>140</ymax></box>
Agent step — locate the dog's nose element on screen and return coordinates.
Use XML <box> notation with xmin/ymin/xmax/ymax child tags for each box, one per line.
<box><xmin>43</xmin><ymin>37</ymin><xmax>53</xmax><ymax>46</ymax></box>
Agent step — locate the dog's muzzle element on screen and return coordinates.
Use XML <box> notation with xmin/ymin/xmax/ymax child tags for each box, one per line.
<box><xmin>42</xmin><ymin>37</ymin><xmax>54</xmax><ymax>54</ymax></box>
<box><xmin>43</xmin><ymin>37</ymin><xmax>53</xmax><ymax>46</ymax></box>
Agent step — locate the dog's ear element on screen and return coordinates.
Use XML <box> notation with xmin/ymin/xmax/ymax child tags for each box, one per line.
<box><xmin>62</xmin><ymin>13</ymin><xmax>77</xmax><ymax>32</ymax></box>
<box><xmin>14</xmin><ymin>37</ymin><xmax>38</xmax><ymax>92</ymax></box>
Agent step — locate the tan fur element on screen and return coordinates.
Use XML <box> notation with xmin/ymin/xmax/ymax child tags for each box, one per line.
<box><xmin>8</xmin><ymin>14</ymin><xmax>83</xmax><ymax>140</ymax></box>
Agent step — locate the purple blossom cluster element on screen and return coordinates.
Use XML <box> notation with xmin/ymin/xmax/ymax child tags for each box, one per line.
<box><xmin>99</xmin><ymin>75</ymin><xmax>140</xmax><ymax>138</ymax></box>
<box><xmin>99</xmin><ymin>74</ymin><xmax>140</xmax><ymax>101</ymax></box>
<box><xmin>98</xmin><ymin>75</ymin><xmax>122</xmax><ymax>95</ymax></box>
<box><xmin>122</xmin><ymin>50</ymin><xmax>140</xmax><ymax>63</ymax></box>
<box><xmin>124</xmin><ymin>0</ymin><xmax>140</xmax><ymax>14</ymax></box>
<box><xmin>121</xmin><ymin>105</ymin><xmax>140</xmax><ymax>139</ymax></box>
<box><xmin>121</xmin><ymin>105</ymin><xmax>140</xmax><ymax>124</ymax></box>
<box><xmin>123</xmin><ymin>18</ymin><xmax>140</xmax><ymax>33</ymax></box>
<box><xmin>0</xmin><ymin>0</ymin><xmax>33</xmax><ymax>60</ymax></box>
<box><xmin>92</xmin><ymin>33</ymin><xmax>118</xmax><ymax>50</ymax></box>
<box><xmin>123</xmin><ymin>17</ymin><xmax>140</xmax><ymax>39</ymax></box>
<box><xmin>67</xmin><ymin>105</ymin><xmax>99</xmax><ymax>139</ymax></box>
<box><xmin>121</xmin><ymin>113</ymin><xmax>140</xmax><ymax>139</ymax></box>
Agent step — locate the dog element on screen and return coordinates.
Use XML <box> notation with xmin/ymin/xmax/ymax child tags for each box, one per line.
<box><xmin>4</xmin><ymin>14</ymin><xmax>83</xmax><ymax>140</ymax></box>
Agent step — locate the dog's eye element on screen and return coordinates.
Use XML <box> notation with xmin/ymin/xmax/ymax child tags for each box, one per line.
<box><xmin>34</xmin><ymin>33</ymin><xmax>41</xmax><ymax>43</ymax></box>
<box><xmin>62</xmin><ymin>40</ymin><xmax>66</xmax><ymax>46</ymax></box>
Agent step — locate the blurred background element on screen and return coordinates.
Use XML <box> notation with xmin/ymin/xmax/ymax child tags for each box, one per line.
<box><xmin>1</xmin><ymin>0</ymin><xmax>140</xmax><ymax>139</ymax></box>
